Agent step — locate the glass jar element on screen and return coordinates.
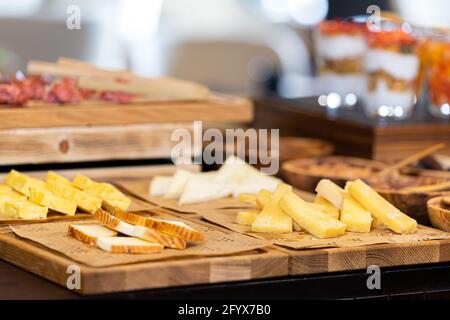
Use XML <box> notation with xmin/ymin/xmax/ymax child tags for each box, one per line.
<box><xmin>314</xmin><ymin>20</ymin><xmax>367</xmax><ymax>108</ymax></box>
<box><xmin>421</xmin><ymin>30</ymin><xmax>450</xmax><ymax>118</ymax></box>
<box><xmin>363</xmin><ymin>24</ymin><xmax>420</xmax><ymax>119</ymax></box>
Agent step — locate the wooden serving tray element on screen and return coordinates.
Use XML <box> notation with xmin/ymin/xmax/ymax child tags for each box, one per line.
<box><xmin>0</xmin><ymin>95</ymin><xmax>253</xmax><ymax>130</ymax></box>
<box><xmin>0</xmin><ymin>224</ymin><xmax>287</xmax><ymax>295</ymax></box>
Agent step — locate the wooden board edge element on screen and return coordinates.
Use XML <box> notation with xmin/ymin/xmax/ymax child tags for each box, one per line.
<box><xmin>0</xmin><ymin>231</ymin><xmax>287</xmax><ymax>295</ymax></box>
<box><xmin>273</xmin><ymin>239</ymin><xmax>450</xmax><ymax>276</ymax></box>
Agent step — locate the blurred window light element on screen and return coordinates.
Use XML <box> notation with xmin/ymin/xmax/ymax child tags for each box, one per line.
<box><xmin>288</xmin><ymin>0</ymin><xmax>329</xmax><ymax>26</ymax></box>
<box><xmin>259</xmin><ymin>0</ymin><xmax>329</xmax><ymax>25</ymax></box>
<box><xmin>261</xmin><ymin>0</ymin><xmax>291</xmax><ymax>23</ymax></box>
<box><xmin>0</xmin><ymin>0</ymin><xmax>44</xmax><ymax>16</ymax></box>
<box><xmin>116</xmin><ymin>0</ymin><xmax>163</xmax><ymax>42</ymax></box>
<box><xmin>394</xmin><ymin>0</ymin><xmax>450</xmax><ymax>28</ymax></box>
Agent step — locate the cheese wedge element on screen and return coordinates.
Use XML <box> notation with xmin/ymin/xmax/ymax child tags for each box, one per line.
<box><xmin>347</xmin><ymin>179</ymin><xmax>417</xmax><ymax>234</ymax></box>
<box><xmin>280</xmin><ymin>192</ymin><xmax>346</xmax><ymax>239</ymax></box>
<box><xmin>215</xmin><ymin>156</ymin><xmax>260</xmax><ymax>184</ymax></box>
<box><xmin>237</xmin><ymin>193</ymin><xmax>258</xmax><ymax>206</ymax></box>
<box><xmin>315</xmin><ymin>179</ymin><xmax>345</xmax><ymax>209</ymax></box>
<box><xmin>251</xmin><ymin>184</ymin><xmax>293</xmax><ymax>233</ymax></box>
<box><xmin>149</xmin><ymin>176</ymin><xmax>173</xmax><ymax>197</ymax></box>
<box><xmin>178</xmin><ymin>176</ymin><xmax>231</xmax><ymax>205</ymax></box>
<box><xmin>256</xmin><ymin>189</ymin><xmax>272</xmax><ymax>209</ymax></box>
<box><xmin>164</xmin><ymin>169</ymin><xmax>193</xmax><ymax>199</ymax></box>
<box><xmin>46</xmin><ymin>171</ymin><xmax>71</xmax><ymax>186</ymax></box>
<box><xmin>46</xmin><ymin>181</ymin><xmax>102</xmax><ymax>214</ymax></box>
<box><xmin>69</xmin><ymin>224</ymin><xmax>118</xmax><ymax>245</ymax></box>
<box><xmin>0</xmin><ymin>184</ymin><xmax>26</xmax><ymax>199</ymax></box>
<box><xmin>96</xmin><ymin>237</ymin><xmax>164</xmax><ymax>254</ymax></box>
<box><xmin>312</xmin><ymin>197</ymin><xmax>340</xmax><ymax>220</ymax></box>
<box><xmin>5</xmin><ymin>170</ymin><xmax>45</xmax><ymax>196</ymax></box>
<box><xmin>340</xmin><ymin>193</ymin><xmax>372</xmax><ymax>233</ymax></box>
<box><xmin>94</xmin><ymin>209</ymin><xmax>186</xmax><ymax>249</ymax></box>
<box><xmin>73</xmin><ymin>175</ymin><xmax>131</xmax><ymax>211</ymax></box>
<box><xmin>29</xmin><ymin>188</ymin><xmax>77</xmax><ymax>216</ymax></box>
<box><xmin>2</xmin><ymin>199</ymin><xmax>48</xmax><ymax>219</ymax></box>
<box><xmin>236</xmin><ymin>209</ymin><xmax>260</xmax><ymax>226</ymax></box>
<box><xmin>112</xmin><ymin>210</ymin><xmax>204</xmax><ymax>242</ymax></box>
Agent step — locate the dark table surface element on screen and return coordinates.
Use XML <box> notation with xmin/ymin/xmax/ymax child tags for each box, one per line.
<box><xmin>3</xmin><ymin>259</ymin><xmax>450</xmax><ymax>300</ymax></box>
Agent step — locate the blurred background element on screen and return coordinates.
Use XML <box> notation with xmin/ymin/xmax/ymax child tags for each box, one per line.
<box><xmin>0</xmin><ymin>0</ymin><xmax>448</xmax><ymax>98</ymax></box>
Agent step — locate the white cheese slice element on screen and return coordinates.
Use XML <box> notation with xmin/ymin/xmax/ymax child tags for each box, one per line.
<box><xmin>164</xmin><ymin>169</ymin><xmax>193</xmax><ymax>199</ymax></box>
<box><xmin>69</xmin><ymin>224</ymin><xmax>118</xmax><ymax>245</ymax></box>
<box><xmin>178</xmin><ymin>176</ymin><xmax>232</xmax><ymax>205</ymax></box>
<box><xmin>149</xmin><ymin>176</ymin><xmax>173</xmax><ymax>197</ymax></box>
<box><xmin>96</xmin><ymin>237</ymin><xmax>163</xmax><ymax>254</ymax></box>
<box><xmin>232</xmin><ymin>174</ymin><xmax>281</xmax><ymax>198</ymax></box>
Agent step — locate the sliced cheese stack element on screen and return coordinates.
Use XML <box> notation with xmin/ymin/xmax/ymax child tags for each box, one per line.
<box><xmin>46</xmin><ymin>173</ymin><xmax>102</xmax><ymax>214</ymax></box>
<box><xmin>347</xmin><ymin>179</ymin><xmax>417</xmax><ymax>234</ymax></box>
<box><xmin>73</xmin><ymin>175</ymin><xmax>131</xmax><ymax>211</ymax></box>
<box><xmin>251</xmin><ymin>184</ymin><xmax>293</xmax><ymax>233</ymax></box>
<box><xmin>112</xmin><ymin>210</ymin><xmax>204</xmax><ymax>242</ymax></box>
<box><xmin>94</xmin><ymin>209</ymin><xmax>186</xmax><ymax>249</ymax></box>
<box><xmin>29</xmin><ymin>188</ymin><xmax>77</xmax><ymax>216</ymax></box>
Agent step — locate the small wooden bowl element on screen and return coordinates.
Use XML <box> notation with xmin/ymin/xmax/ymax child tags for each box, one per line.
<box><xmin>427</xmin><ymin>196</ymin><xmax>450</xmax><ymax>232</ymax></box>
<box><xmin>281</xmin><ymin>156</ymin><xmax>385</xmax><ymax>192</ymax></box>
<box><xmin>368</xmin><ymin>175</ymin><xmax>450</xmax><ymax>225</ymax></box>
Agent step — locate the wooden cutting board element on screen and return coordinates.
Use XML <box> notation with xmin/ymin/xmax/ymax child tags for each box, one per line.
<box><xmin>0</xmin><ymin>224</ymin><xmax>287</xmax><ymax>295</ymax></box>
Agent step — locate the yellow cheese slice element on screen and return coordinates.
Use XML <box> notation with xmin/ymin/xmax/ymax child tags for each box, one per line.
<box><xmin>29</xmin><ymin>188</ymin><xmax>77</xmax><ymax>216</ymax></box>
<box><xmin>256</xmin><ymin>189</ymin><xmax>272</xmax><ymax>209</ymax></box>
<box><xmin>2</xmin><ymin>199</ymin><xmax>48</xmax><ymax>219</ymax></box>
<box><xmin>46</xmin><ymin>180</ymin><xmax>102</xmax><ymax>214</ymax></box>
<box><xmin>315</xmin><ymin>179</ymin><xmax>345</xmax><ymax>209</ymax></box>
<box><xmin>0</xmin><ymin>184</ymin><xmax>26</xmax><ymax>199</ymax></box>
<box><xmin>96</xmin><ymin>237</ymin><xmax>164</xmax><ymax>254</ymax></box>
<box><xmin>237</xmin><ymin>193</ymin><xmax>258</xmax><ymax>207</ymax></box>
<box><xmin>46</xmin><ymin>171</ymin><xmax>71</xmax><ymax>186</ymax></box>
<box><xmin>340</xmin><ymin>193</ymin><xmax>372</xmax><ymax>233</ymax></box>
<box><xmin>235</xmin><ymin>209</ymin><xmax>260</xmax><ymax>226</ymax></box>
<box><xmin>347</xmin><ymin>179</ymin><xmax>417</xmax><ymax>234</ymax></box>
<box><xmin>251</xmin><ymin>184</ymin><xmax>293</xmax><ymax>233</ymax></box>
<box><xmin>280</xmin><ymin>192</ymin><xmax>346</xmax><ymax>239</ymax></box>
<box><xmin>69</xmin><ymin>224</ymin><xmax>118</xmax><ymax>245</ymax></box>
<box><xmin>5</xmin><ymin>170</ymin><xmax>45</xmax><ymax>196</ymax></box>
<box><xmin>73</xmin><ymin>175</ymin><xmax>131</xmax><ymax>211</ymax></box>
<box><xmin>312</xmin><ymin>196</ymin><xmax>340</xmax><ymax>219</ymax></box>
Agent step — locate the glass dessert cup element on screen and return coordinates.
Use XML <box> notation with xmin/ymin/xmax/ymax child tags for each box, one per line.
<box><xmin>421</xmin><ymin>30</ymin><xmax>450</xmax><ymax>118</ymax></box>
<box><xmin>315</xmin><ymin>20</ymin><xmax>367</xmax><ymax>108</ymax></box>
<box><xmin>363</xmin><ymin>28</ymin><xmax>420</xmax><ymax>119</ymax></box>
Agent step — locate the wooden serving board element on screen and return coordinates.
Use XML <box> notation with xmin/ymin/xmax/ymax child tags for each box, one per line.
<box><xmin>276</xmin><ymin>239</ymin><xmax>450</xmax><ymax>276</ymax></box>
<box><xmin>0</xmin><ymin>224</ymin><xmax>287</xmax><ymax>295</ymax></box>
<box><xmin>0</xmin><ymin>95</ymin><xmax>253</xmax><ymax>130</ymax></box>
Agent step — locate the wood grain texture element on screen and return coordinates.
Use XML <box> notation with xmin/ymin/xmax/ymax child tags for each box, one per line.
<box><xmin>0</xmin><ymin>96</ymin><xmax>253</xmax><ymax>130</ymax></box>
<box><xmin>0</xmin><ymin>123</ymin><xmax>196</xmax><ymax>165</ymax></box>
<box><xmin>276</xmin><ymin>239</ymin><xmax>450</xmax><ymax>276</ymax></box>
<box><xmin>0</xmin><ymin>228</ymin><xmax>287</xmax><ymax>295</ymax></box>
<box><xmin>0</xmin><ymin>164</ymin><xmax>200</xmax><ymax>182</ymax></box>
